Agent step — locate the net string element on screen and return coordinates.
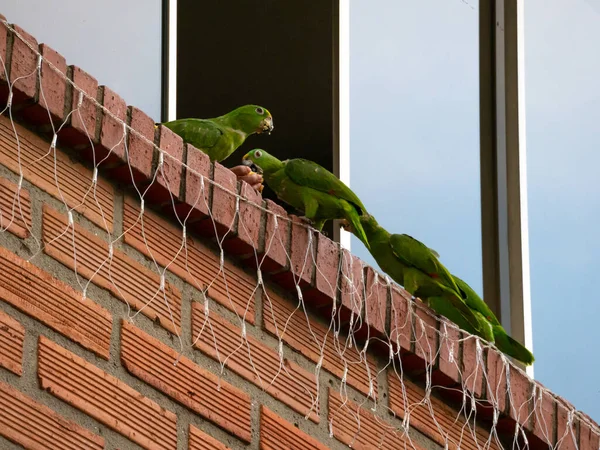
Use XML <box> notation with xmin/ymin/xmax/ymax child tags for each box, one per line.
<box><xmin>0</xmin><ymin>19</ymin><xmax>597</xmax><ymax>448</ymax></box>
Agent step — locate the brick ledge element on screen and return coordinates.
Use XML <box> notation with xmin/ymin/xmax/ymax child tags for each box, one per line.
<box><xmin>0</xmin><ymin>15</ymin><xmax>598</xmax><ymax>450</ymax></box>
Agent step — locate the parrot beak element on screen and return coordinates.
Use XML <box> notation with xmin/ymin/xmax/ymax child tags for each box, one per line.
<box><xmin>241</xmin><ymin>157</ymin><xmax>264</xmax><ymax>175</ymax></box>
<box><xmin>258</xmin><ymin>116</ymin><xmax>274</xmax><ymax>135</ymax></box>
<box><xmin>252</xmin><ymin>164</ymin><xmax>264</xmax><ymax>175</ymax></box>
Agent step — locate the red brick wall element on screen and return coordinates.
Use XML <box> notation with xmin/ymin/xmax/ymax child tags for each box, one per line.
<box><xmin>0</xmin><ymin>14</ymin><xmax>598</xmax><ymax>450</ymax></box>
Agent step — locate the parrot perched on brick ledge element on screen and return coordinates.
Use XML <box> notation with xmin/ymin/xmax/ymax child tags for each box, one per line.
<box><xmin>160</xmin><ymin>104</ymin><xmax>274</xmax><ymax>163</ymax></box>
<box><xmin>429</xmin><ymin>276</ymin><xmax>535</xmax><ymax>365</ymax></box>
<box><xmin>341</xmin><ymin>214</ymin><xmax>483</xmax><ymax>333</ymax></box>
<box><xmin>242</xmin><ymin>149</ymin><xmax>370</xmax><ymax>249</ymax></box>
<box><xmin>342</xmin><ymin>214</ymin><xmax>535</xmax><ymax>365</ymax></box>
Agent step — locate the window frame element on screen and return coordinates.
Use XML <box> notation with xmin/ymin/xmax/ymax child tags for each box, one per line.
<box><xmin>161</xmin><ymin>0</ymin><xmax>533</xmax><ymax>371</ymax></box>
<box><xmin>479</xmin><ymin>0</ymin><xmax>533</xmax><ymax>374</ymax></box>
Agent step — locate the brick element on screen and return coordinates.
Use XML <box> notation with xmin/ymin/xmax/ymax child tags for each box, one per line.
<box><xmin>461</xmin><ymin>334</ymin><xmax>484</xmax><ymax>397</ymax></box>
<box><xmin>339</xmin><ymin>249</ymin><xmax>364</xmax><ymax>318</ymax></box>
<box><xmin>0</xmin><ymin>114</ymin><xmax>115</xmax><ymax>231</ymax></box>
<box><xmin>556</xmin><ymin>395</ymin><xmax>576</xmax><ymax>411</ymax></box>
<box><xmin>0</xmin><ymin>246</ymin><xmax>111</xmax><ymax>358</ymax></box>
<box><xmin>209</xmin><ymin>162</ymin><xmax>237</xmax><ymax>237</ymax></box>
<box><xmin>39</xmin><ymin>337</ymin><xmax>177</xmax><ymax>450</ymax></box>
<box><xmin>8</xmin><ymin>25</ymin><xmax>37</xmax><ymax>105</ymax></box>
<box><xmin>191</xmin><ymin>303</ymin><xmax>319</xmax><ymax>422</ymax></box>
<box><xmin>260</xmin><ymin>406</ymin><xmax>328</xmax><ymax>450</ymax></box>
<box><xmin>485</xmin><ymin>347</ymin><xmax>508</xmax><ymax>413</ymax></box>
<box><xmin>39</xmin><ymin>44</ymin><xmax>67</xmax><ymax>119</ymax></box>
<box><xmin>0</xmin><ymin>381</ymin><xmax>104</xmax><ymax>450</ymax></box>
<box><xmin>263</xmin><ymin>288</ymin><xmax>377</xmax><ymax>397</ymax></box>
<box><xmin>123</xmin><ymin>196</ymin><xmax>256</xmax><ymax>322</ymax></box>
<box><xmin>0</xmin><ymin>16</ymin><xmax>8</xmax><ymax>108</ymax></box>
<box><xmin>289</xmin><ymin>215</ymin><xmax>316</xmax><ymax>287</ymax></box>
<box><xmin>62</xmin><ymin>65</ymin><xmax>98</xmax><ymax>147</ymax></box>
<box><xmin>436</xmin><ymin>319</ymin><xmax>461</xmax><ymax>385</ymax></box>
<box><xmin>43</xmin><ymin>205</ymin><xmax>182</xmax><ymax>333</ymax></box>
<box><xmin>0</xmin><ymin>176</ymin><xmax>31</xmax><ymax>238</ymax></box>
<box><xmin>0</xmin><ymin>309</ymin><xmax>24</xmax><ymax>375</ymax></box>
<box><xmin>579</xmin><ymin>415</ymin><xmax>600</xmax><ymax>450</ymax></box>
<box><xmin>0</xmin><ymin>15</ymin><xmax>7</xmax><ymax>85</ymax></box>
<box><xmin>507</xmin><ymin>364</ymin><xmax>533</xmax><ymax>428</ymax></box>
<box><xmin>121</xmin><ymin>321</ymin><xmax>251</xmax><ymax>443</ymax></box>
<box><xmin>223</xmin><ymin>180</ymin><xmax>262</xmax><ymax>256</ymax></box>
<box><xmin>261</xmin><ymin>198</ymin><xmax>289</xmax><ymax>272</ymax></box>
<box><xmin>180</xmin><ymin>143</ymin><xmax>211</xmax><ymax>220</ymax></box>
<box><xmin>120</xmin><ymin>105</ymin><xmax>155</xmax><ymax>182</ymax></box>
<box><xmin>329</xmin><ymin>388</ymin><xmax>416</xmax><ymax>450</ymax></box>
<box><xmin>22</xmin><ymin>43</ymin><xmax>67</xmax><ymax>125</ymax></box>
<box><xmin>363</xmin><ymin>267</ymin><xmax>388</xmax><ymax>337</ymax></box>
<box><xmin>390</xmin><ymin>286</ymin><xmax>412</xmax><ymax>353</ymax></box>
<box><xmin>556</xmin><ymin>401</ymin><xmax>578</xmax><ymax>450</ymax></box>
<box><xmin>413</xmin><ymin>302</ymin><xmax>438</xmax><ymax>367</ymax></box>
<box><xmin>388</xmin><ymin>375</ymin><xmax>500</xmax><ymax>450</ymax></box>
<box><xmin>189</xmin><ymin>424</ymin><xmax>231</xmax><ymax>450</ymax></box>
<box><xmin>312</xmin><ymin>233</ymin><xmax>340</xmax><ymax>304</ymax></box>
<box><xmin>99</xmin><ymin>85</ymin><xmax>127</xmax><ymax>160</ymax></box>
<box><xmin>531</xmin><ymin>383</ymin><xmax>556</xmax><ymax>446</ymax></box>
<box><xmin>151</xmin><ymin>124</ymin><xmax>184</xmax><ymax>201</ymax></box>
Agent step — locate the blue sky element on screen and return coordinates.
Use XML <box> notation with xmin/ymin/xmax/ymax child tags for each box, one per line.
<box><xmin>4</xmin><ymin>0</ymin><xmax>599</xmax><ymax>422</ymax></box>
<box><xmin>349</xmin><ymin>0</ymin><xmax>600</xmax><ymax>420</ymax></box>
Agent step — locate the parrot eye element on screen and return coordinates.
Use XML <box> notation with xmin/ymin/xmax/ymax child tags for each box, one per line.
<box><xmin>254</xmin><ymin>150</ymin><xmax>262</xmax><ymax>158</ymax></box>
<box><xmin>255</xmin><ymin>107</ymin><xmax>264</xmax><ymax>115</ymax></box>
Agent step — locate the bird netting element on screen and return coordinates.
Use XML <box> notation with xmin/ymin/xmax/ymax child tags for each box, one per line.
<box><xmin>0</xmin><ymin>20</ymin><xmax>595</xmax><ymax>450</ymax></box>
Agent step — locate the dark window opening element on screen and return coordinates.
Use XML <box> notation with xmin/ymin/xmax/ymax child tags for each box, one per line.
<box><xmin>168</xmin><ymin>0</ymin><xmax>338</xmax><ymax>239</ymax></box>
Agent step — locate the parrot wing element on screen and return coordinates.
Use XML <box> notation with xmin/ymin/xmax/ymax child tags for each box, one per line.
<box><xmin>451</xmin><ymin>273</ymin><xmax>534</xmax><ymax>365</ymax></box>
<box><xmin>428</xmin><ymin>296</ymin><xmax>494</xmax><ymax>342</ymax></box>
<box><xmin>389</xmin><ymin>234</ymin><xmax>482</xmax><ymax>332</ymax></box>
<box><xmin>389</xmin><ymin>234</ymin><xmax>456</xmax><ymax>288</ymax></box>
<box><xmin>283</xmin><ymin>159</ymin><xmax>367</xmax><ymax>214</ymax></box>
<box><xmin>492</xmin><ymin>325</ymin><xmax>535</xmax><ymax>365</ymax></box>
<box><xmin>163</xmin><ymin>119</ymin><xmax>223</xmax><ymax>150</ymax></box>
<box><xmin>452</xmin><ymin>276</ymin><xmax>501</xmax><ymax>326</ymax></box>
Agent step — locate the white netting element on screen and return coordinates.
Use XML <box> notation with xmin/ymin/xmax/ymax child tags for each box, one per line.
<box><xmin>0</xmin><ymin>21</ymin><xmax>597</xmax><ymax>450</ymax></box>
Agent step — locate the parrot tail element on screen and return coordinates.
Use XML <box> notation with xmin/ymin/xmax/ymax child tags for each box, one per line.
<box><xmin>344</xmin><ymin>204</ymin><xmax>370</xmax><ymax>249</ymax></box>
<box><xmin>492</xmin><ymin>325</ymin><xmax>535</xmax><ymax>366</ymax></box>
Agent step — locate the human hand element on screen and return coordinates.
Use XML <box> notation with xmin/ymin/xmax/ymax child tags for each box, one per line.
<box><xmin>230</xmin><ymin>165</ymin><xmax>264</xmax><ymax>193</ymax></box>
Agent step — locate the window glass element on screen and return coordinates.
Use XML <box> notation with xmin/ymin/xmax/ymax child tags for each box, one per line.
<box><xmin>526</xmin><ymin>0</ymin><xmax>600</xmax><ymax>419</ymax></box>
<box><xmin>2</xmin><ymin>0</ymin><xmax>162</xmax><ymax>119</ymax></box>
<box><xmin>349</xmin><ymin>0</ymin><xmax>482</xmax><ymax>294</ymax></box>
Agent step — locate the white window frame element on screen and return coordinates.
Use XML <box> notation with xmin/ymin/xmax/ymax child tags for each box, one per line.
<box><xmin>162</xmin><ymin>2</ymin><xmax>533</xmax><ymax>372</ymax></box>
<box><xmin>333</xmin><ymin>0</ymin><xmax>352</xmax><ymax>250</ymax></box>
<box><xmin>163</xmin><ymin>0</ymin><xmax>177</xmax><ymax>122</ymax></box>
<box><xmin>479</xmin><ymin>0</ymin><xmax>533</xmax><ymax>375</ymax></box>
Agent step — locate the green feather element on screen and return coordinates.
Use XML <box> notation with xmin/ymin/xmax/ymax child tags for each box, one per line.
<box><xmin>344</xmin><ymin>214</ymin><xmax>535</xmax><ymax>365</ymax></box>
<box><xmin>353</xmin><ymin>215</ymin><xmax>481</xmax><ymax>333</ymax></box>
<box><xmin>162</xmin><ymin>104</ymin><xmax>273</xmax><ymax>162</ymax></box>
<box><xmin>389</xmin><ymin>234</ymin><xmax>460</xmax><ymax>293</ymax></box>
<box><xmin>283</xmin><ymin>159</ymin><xmax>367</xmax><ymax>215</ymax></box>
<box><xmin>492</xmin><ymin>326</ymin><xmax>535</xmax><ymax>365</ymax></box>
<box><xmin>242</xmin><ymin>150</ymin><xmax>370</xmax><ymax>248</ymax></box>
<box><xmin>453</xmin><ymin>276</ymin><xmax>534</xmax><ymax>365</ymax></box>
<box><xmin>428</xmin><ymin>296</ymin><xmax>494</xmax><ymax>342</ymax></box>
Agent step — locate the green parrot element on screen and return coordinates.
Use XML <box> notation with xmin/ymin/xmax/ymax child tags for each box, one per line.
<box><xmin>160</xmin><ymin>104</ymin><xmax>274</xmax><ymax>162</ymax></box>
<box><xmin>241</xmin><ymin>149</ymin><xmax>370</xmax><ymax>248</ymax></box>
<box><xmin>343</xmin><ymin>214</ymin><xmax>534</xmax><ymax>365</ymax></box>
<box><xmin>341</xmin><ymin>214</ymin><xmax>482</xmax><ymax>333</ymax></box>
<box><xmin>429</xmin><ymin>276</ymin><xmax>534</xmax><ymax>365</ymax></box>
